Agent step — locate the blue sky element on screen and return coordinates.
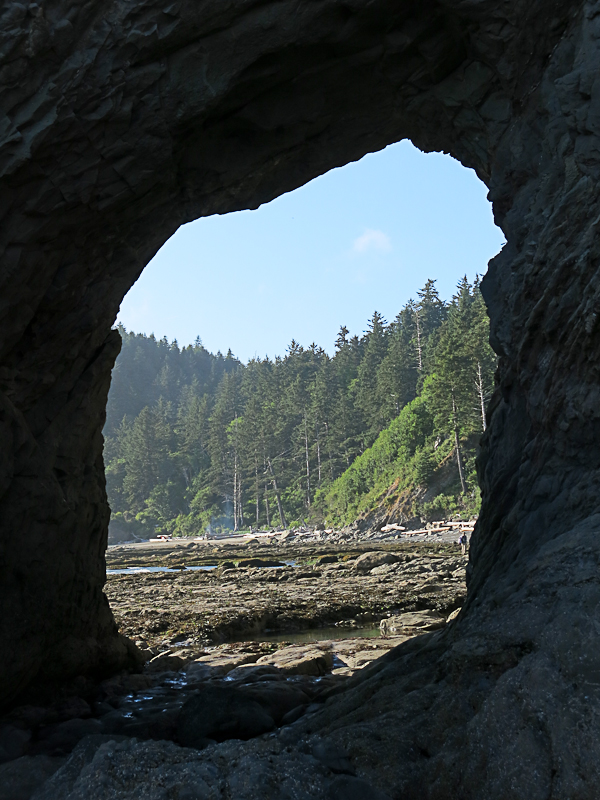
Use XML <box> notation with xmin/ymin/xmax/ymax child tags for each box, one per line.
<box><xmin>117</xmin><ymin>140</ymin><xmax>505</xmax><ymax>362</ymax></box>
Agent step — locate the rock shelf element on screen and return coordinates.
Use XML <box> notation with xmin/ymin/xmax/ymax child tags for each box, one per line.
<box><xmin>0</xmin><ymin>540</ymin><xmax>465</xmax><ymax>798</ymax></box>
<box><xmin>104</xmin><ymin>540</ymin><xmax>466</xmax><ymax>648</ymax></box>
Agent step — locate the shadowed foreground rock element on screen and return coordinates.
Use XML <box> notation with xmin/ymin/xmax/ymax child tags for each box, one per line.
<box><xmin>2</xmin><ymin>0</ymin><xmax>600</xmax><ymax>795</ymax></box>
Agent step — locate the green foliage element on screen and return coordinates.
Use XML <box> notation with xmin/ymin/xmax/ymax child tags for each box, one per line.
<box><xmin>314</xmin><ymin>396</ymin><xmax>434</xmax><ymax>525</ymax></box>
<box><xmin>317</xmin><ymin>277</ymin><xmax>494</xmax><ymax>525</ymax></box>
<box><xmin>104</xmin><ymin>278</ymin><xmax>494</xmax><ymax>535</ymax></box>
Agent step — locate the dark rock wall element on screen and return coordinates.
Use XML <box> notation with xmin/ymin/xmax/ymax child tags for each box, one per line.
<box><xmin>2</xmin><ymin>0</ymin><xmax>600</xmax><ymax>787</ymax></box>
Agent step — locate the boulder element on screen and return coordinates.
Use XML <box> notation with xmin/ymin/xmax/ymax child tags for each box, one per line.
<box><xmin>0</xmin><ymin>755</ymin><xmax>66</xmax><ymax>800</ymax></box>
<box><xmin>186</xmin><ymin>651</ymin><xmax>260</xmax><ymax>673</ymax></box>
<box><xmin>317</xmin><ymin>555</ymin><xmax>339</xmax><ymax>565</ymax></box>
<box><xmin>370</xmin><ymin>563</ymin><xmax>399</xmax><ymax>576</ymax></box>
<box><xmin>145</xmin><ymin>651</ymin><xmax>187</xmax><ymax>673</ymax></box>
<box><xmin>257</xmin><ymin>646</ymin><xmax>334</xmax><ymax>676</ymax></box>
<box><xmin>225</xmin><ymin>664</ymin><xmax>283</xmax><ymax>682</ymax></box>
<box><xmin>50</xmin><ymin>697</ymin><xmax>92</xmax><ymax>723</ymax></box>
<box><xmin>380</xmin><ymin>611</ymin><xmax>446</xmax><ymax>635</ymax></box>
<box><xmin>241</xmin><ymin>683</ymin><xmax>311</xmax><ymax>724</ymax></box>
<box><xmin>31</xmin><ymin>719</ymin><xmax>103</xmax><ymax>756</ymax></box>
<box><xmin>177</xmin><ymin>686</ymin><xmax>275</xmax><ymax>746</ymax></box>
<box><xmin>342</xmin><ymin>649</ymin><xmax>394</xmax><ymax>670</ymax></box>
<box><xmin>353</xmin><ymin>552</ymin><xmax>400</xmax><ymax>573</ymax></box>
<box><xmin>184</xmin><ymin>662</ymin><xmax>227</xmax><ymax>682</ymax></box>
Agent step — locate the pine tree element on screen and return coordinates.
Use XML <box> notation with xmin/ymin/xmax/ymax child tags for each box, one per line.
<box><xmin>414</xmin><ymin>279</ymin><xmax>447</xmax><ymax>378</ymax></box>
<box><xmin>120</xmin><ymin>401</ymin><xmax>179</xmax><ymax>514</ymax></box>
<box><xmin>427</xmin><ymin>278</ymin><xmax>478</xmax><ymax>494</ymax></box>
<box><xmin>104</xmin><ymin>275</ymin><xmax>495</xmax><ymax>533</ymax></box>
<box><xmin>356</xmin><ymin>311</ymin><xmax>388</xmax><ymax>442</ymax></box>
<box><xmin>375</xmin><ymin>306</ymin><xmax>419</xmax><ymax>425</ymax></box>
<box><xmin>469</xmin><ymin>278</ymin><xmax>496</xmax><ymax>432</ymax></box>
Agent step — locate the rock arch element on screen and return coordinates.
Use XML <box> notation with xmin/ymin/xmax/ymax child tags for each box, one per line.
<box><xmin>2</xmin><ymin>0</ymin><xmax>600</xmax><ymax>793</ymax></box>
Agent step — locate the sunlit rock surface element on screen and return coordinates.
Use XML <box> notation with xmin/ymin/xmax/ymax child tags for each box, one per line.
<box><xmin>2</xmin><ymin>0</ymin><xmax>600</xmax><ymax>795</ymax></box>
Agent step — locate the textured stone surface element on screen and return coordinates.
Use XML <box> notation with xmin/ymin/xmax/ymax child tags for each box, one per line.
<box><xmin>0</xmin><ymin>754</ymin><xmax>65</xmax><ymax>800</ymax></box>
<box><xmin>257</xmin><ymin>645</ymin><xmax>335</xmax><ymax>675</ymax></box>
<box><xmin>3</xmin><ymin>0</ymin><xmax>600</xmax><ymax>795</ymax></box>
<box><xmin>105</xmin><ymin>545</ymin><xmax>465</xmax><ymax>647</ymax></box>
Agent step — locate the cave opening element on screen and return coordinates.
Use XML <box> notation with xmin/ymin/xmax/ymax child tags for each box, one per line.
<box><xmin>106</xmin><ymin>139</ymin><xmax>504</xmax><ymax>547</ymax></box>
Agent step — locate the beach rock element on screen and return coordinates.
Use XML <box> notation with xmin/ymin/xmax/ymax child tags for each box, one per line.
<box><xmin>225</xmin><ymin>664</ymin><xmax>283</xmax><ymax>683</ymax></box>
<box><xmin>353</xmin><ymin>553</ymin><xmax>400</xmax><ymax>573</ymax></box>
<box><xmin>235</xmin><ymin>559</ymin><xmax>284</xmax><ymax>568</ymax></box>
<box><xmin>257</xmin><ymin>646</ymin><xmax>334</xmax><ymax>676</ymax></box>
<box><xmin>187</xmin><ymin>651</ymin><xmax>261</xmax><ymax>673</ymax></box>
<box><xmin>114</xmin><ymin>706</ymin><xmax>181</xmax><ymax>742</ymax></box>
<box><xmin>105</xmin><ymin>550</ymin><xmax>466</xmax><ymax>650</ymax></box>
<box><xmin>32</xmin><ymin>719</ymin><xmax>103</xmax><ymax>756</ymax></box>
<box><xmin>146</xmin><ymin>651</ymin><xmax>187</xmax><ymax>673</ymax></box>
<box><xmin>380</xmin><ymin>610</ymin><xmax>446</xmax><ymax>634</ymax></box>
<box><xmin>280</xmin><ymin>705</ymin><xmax>308</xmax><ymax>725</ymax></box>
<box><xmin>0</xmin><ymin>755</ymin><xmax>66</xmax><ymax>800</ymax></box>
<box><xmin>184</xmin><ymin>662</ymin><xmax>227</xmax><ymax>682</ymax></box>
<box><xmin>240</xmin><ymin>683</ymin><xmax>311</xmax><ymax>724</ymax></box>
<box><xmin>29</xmin><ymin>736</ymin><xmax>211</xmax><ymax>800</ymax></box>
<box><xmin>317</xmin><ymin>555</ymin><xmax>338</xmax><ymax>565</ymax></box>
<box><xmin>177</xmin><ymin>686</ymin><xmax>275</xmax><ymax>746</ymax></box>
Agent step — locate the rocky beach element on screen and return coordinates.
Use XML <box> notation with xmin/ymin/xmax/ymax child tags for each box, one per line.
<box><xmin>1</xmin><ymin>531</ymin><xmax>466</xmax><ymax>799</ymax></box>
<box><xmin>105</xmin><ymin>531</ymin><xmax>467</xmax><ymax>649</ymax></box>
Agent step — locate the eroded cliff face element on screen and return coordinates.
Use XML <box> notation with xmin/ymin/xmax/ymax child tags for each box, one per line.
<box><xmin>2</xmin><ymin>0</ymin><xmax>599</xmax><ymax>794</ymax></box>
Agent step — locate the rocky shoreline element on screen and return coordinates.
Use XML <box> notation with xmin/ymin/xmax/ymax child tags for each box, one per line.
<box><xmin>1</xmin><ymin>538</ymin><xmax>466</xmax><ymax>799</ymax></box>
<box><xmin>105</xmin><ymin>537</ymin><xmax>465</xmax><ymax>648</ymax></box>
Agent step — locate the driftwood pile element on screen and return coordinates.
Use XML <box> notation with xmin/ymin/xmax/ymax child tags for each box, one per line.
<box><xmin>381</xmin><ymin>520</ymin><xmax>476</xmax><ymax>537</ymax></box>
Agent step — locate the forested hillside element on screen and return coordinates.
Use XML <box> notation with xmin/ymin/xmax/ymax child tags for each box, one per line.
<box><xmin>104</xmin><ymin>277</ymin><xmax>495</xmax><ymax>536</ymax></box>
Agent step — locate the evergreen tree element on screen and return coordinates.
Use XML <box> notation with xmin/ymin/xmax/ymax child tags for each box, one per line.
<box><xmin>375</xmin><ymin>305</ymin><xmax>419</xmax><ymax>425</ymax></box>
<box><xmin>427</xmin><ymin>277</ymin><xmax>480</xmax><ymax>493</ymax></box>
<box><xmin>104</xmin><ymin>276</ymin><xmax>495</xmax><ymax>533</ymax></box>
<box><xmin>356</xmin><ymin>311</ymin><xmax>388</xmax><ymax>442</ymax></box>
<box><xmin>469</xmin><ymin>277</ymin><xmax>496</xmax><ymax>431</ymax></box>
<box><xmin>413</xmin><ymin>279</ymin><xmax>447</xmax><ymax>378</ymax></box>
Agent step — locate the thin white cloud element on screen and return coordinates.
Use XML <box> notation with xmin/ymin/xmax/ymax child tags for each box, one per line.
<box><xmin>352</xmin><ymin>228</ymin><xmax>392</xmax><ymax>254</ymax></box>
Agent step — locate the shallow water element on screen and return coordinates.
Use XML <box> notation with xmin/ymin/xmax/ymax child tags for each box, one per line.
<box><xmin>235</xmin><ymin>624</ymin><xmax>382</xmax><ymax>644</ymax></box>
<box><xmin>107</xmin><ymin>562</ymin><xmax>298</xmax><ymax>575</ymax></box>
<box><xmin>107</xmin><ymin>565</ymin><xmax>218</xmax><ymax>574</ymax></box>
